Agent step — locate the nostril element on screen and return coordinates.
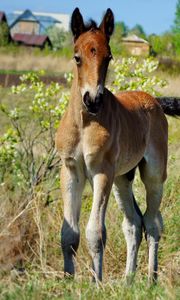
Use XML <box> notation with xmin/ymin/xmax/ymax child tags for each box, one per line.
<box><xmin>84</xmin><ymin>91</ymin><xmax>90</xmax><ymax>99</ymax></box>
<box><xmin>83</xmin><ymin>92</ymin><xmax>91</xmax><ymax>107</ymax></box>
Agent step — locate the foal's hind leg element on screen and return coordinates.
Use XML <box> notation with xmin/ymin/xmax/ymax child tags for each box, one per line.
<box><xmin>113</xmin><ymin>170</ymin><xmax>143</xmax><ymax>282</ymax></box>
<box><xmin>139</xmin><ymin>157</ymin><xmax>167</xmax><ymax>283</ymax></box>
<box><xmin>61</xmin><ymin>159</ymin><xmax>85</xmax><ymax>276</ymax></box>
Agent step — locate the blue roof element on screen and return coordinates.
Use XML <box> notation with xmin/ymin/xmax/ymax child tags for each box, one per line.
<box><xmin>6</xmin><ymin>13</ymin><xmax>17</xmax><ymax>26</ymax></box>
<box><xmin>7</xmin><ymin>9</ymin><xmax>61</xmax><ymax>34</ymax></box>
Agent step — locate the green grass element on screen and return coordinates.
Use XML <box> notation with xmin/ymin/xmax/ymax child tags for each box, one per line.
<box><xmin>0</xmin><ymin>276</ymin><xmax>179</xmax><ymax>300</ymax></box>
<box><xmin>0</xmin><ymin>87</ymin><xmax>179</xmax><ymax>299</ymax></box>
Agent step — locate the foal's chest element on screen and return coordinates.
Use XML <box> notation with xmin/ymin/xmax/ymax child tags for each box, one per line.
<box><xmin>82</xmin><ymin>120</ymin><xmax>110</xmax><ymax>153</ymax></box>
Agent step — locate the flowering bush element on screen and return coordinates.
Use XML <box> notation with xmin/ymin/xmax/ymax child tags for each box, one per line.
<box><xmin>109</xmin><ymin>57</ymin><xmax>167</xmax><ymax>95</ymax></box>
<box><xmin>0</xmin><ymin>71</ymin><xmax>69</xmax><ymax>202</ymax></box>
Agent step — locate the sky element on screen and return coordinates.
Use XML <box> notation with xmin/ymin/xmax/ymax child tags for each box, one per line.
<box><xmin>0</xmin><ymin>0</ymin><xmax>178</xmax><ymax>35</ymax></box>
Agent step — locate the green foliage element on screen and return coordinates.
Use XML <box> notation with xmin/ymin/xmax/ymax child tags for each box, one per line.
<box><xmin>0</xmin><ymin>71</ymin><xmax>69</xmax><ymax>196</ymax></box>
<box><xmin>149</xmin><ymin>33</ymin><xmax>174</xmax><ymax>56</ymax></box>
<box><xmin>108</xmin><ymin>57</ymin><xmax>167</xmax><ymax>95</ymax></box>
<box><xmin>172</xmin><ymin>0</ymin><xmax>180</xmax><ymax>56</ymax></box>
<box><xmin>110</xmin><ymin>22</ymin><xmax>129</xmax><ymax>56</ymax></box>
<box><xmin>130</xmin><ymin>24</ymin><xmax>147</xmax><ymax>39</ymax></box>
<box><xmin>115</xmin><ymin>22</ymin><xmax>129</xmax><ymax>37</ymax></box>
<box><xmin>141</xmin><ymin>0</ymin><xmax>180</xmax><ymax>57</ymax></box>
<box><xmin>0</xmin><ymin>276</ymin><xmax>178</xmax><ymax>300</ymax></box>
<box><xmin>0</xmin><ymin>21</ymin><xmax>10</xmax><ymax>46</ymax></box>
<box><xmin>173</xmin><ymin>0</ymin><xmax>180</xmax><ymax>34</ymax></box>
<box><xmin>172</xmin><ymin>32</ymin><xmax>180</xmax><ymax>55</ymax></box>
<box><xmin>46</xmin><ymin>26</ymin><xmax>72</xmax><ymax>51</ymax></box>
<box><xmin>0</xmin><ymin>128</ymin><xmax>19</xmax><ymax>182</ymax></box>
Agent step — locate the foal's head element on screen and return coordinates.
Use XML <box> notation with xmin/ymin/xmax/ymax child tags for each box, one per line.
<box><xmin>71</xmin><ymin>8</ymin><xmax>114</xmax><ymax>115</ymax></box>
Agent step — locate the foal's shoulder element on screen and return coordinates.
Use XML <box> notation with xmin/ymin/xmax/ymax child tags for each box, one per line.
<box><xmin>115</xmin><ymin>91</ymin><xmax>159</xmax><ymax>111</ymax></box>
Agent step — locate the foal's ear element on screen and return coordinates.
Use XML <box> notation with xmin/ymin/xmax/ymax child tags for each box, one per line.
<box><xmin>71</xmin><ymin>8</ymin><xmax>85</xmax><ymax>41</ymax></box>
<box><xmin>99</xmin><ymin>8</ymin><xmax>114</xmax><ymax>41</ymax></box>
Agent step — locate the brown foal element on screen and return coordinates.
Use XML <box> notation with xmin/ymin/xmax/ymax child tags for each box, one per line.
<box><xmin>56</xmin><ymin>8</ymin><xmax>180</xmax><ymax>283</ymax></box>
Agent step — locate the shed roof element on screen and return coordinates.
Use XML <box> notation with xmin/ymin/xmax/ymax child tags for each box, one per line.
<box><xmin>13</xmin><ymin>33</ymin><xmax>51</xmax><ymax>46</ymax></box>
<box><xmin>8</xmin><ymin>9</ymin><xmax>61</xmax><ymax>33</ymax></box>
<box><xmin>122</xmin><ymin>34</ymin><xmax>149</xmax><ymax>44</ymax></box>
<box><xmin>10</xmin><ymin>9</ymin><xmax>39</xmax><ymax>27</ymax></box>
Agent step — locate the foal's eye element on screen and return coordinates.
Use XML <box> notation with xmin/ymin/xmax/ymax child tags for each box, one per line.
<box><xmin>74</xmin><ymin>54</ymin><xmax>81</xmax><ymax>65</ymax></box>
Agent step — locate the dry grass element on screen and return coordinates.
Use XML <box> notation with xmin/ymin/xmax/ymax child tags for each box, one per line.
<box><xmin>0</xmin><ymin>52</ymin><xmax>73</xmax><ymax>74</ymax></box>
<box><xmin>159</xmin><ymin>73</ymin><xmax>180</xmax><ymax>97</ymax></box>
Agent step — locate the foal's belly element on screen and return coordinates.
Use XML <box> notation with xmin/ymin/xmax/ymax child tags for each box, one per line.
<box><xmin>114</xmin><ymin>145</ymin><xmax>146</xmax><ymax>176</ymax></box>
<box><xmin>83</xmin><ymin>132</ymin><xmax>147</xmax><ymax>178</ymax></box>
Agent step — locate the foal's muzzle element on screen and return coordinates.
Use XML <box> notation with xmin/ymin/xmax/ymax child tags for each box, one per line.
<box><xmin>83</xmin><ymin>91</ymin><xmax>103</xmax><ymax>115</ymax></box>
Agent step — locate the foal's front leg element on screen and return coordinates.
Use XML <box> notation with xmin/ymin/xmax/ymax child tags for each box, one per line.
<box><xmin>86</xmin><ymin>164</ymin><xmax>114</xmax><ymax>281</ymax></box>
<box><xmin>61</xmin><ymin>159</ymin><xmax>85</xmax><ymax>276</ymax></box>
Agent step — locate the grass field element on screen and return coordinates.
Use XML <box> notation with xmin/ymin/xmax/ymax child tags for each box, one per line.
<box><xmin>0</xmin><ymin>69</ymin><xmax>179</xmax><ymax>299</ymax></box>
<box><xmin>0</xmin><ymin>49</ymin><xmax>72</xmax><ymax>75</ymax></box>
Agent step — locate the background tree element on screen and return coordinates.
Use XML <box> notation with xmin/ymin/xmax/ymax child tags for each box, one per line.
<box><xmin>130</xmin><ymin>24</ymin><xmax>147</xmax><ymax>39</ymax></box>
<box><xmin>149</xmin><ymin>32</ymin><xmax>174</xmax><ymax>56</ymax></box>
<box><xmin>173</xmin><ymin>0</ymin><xmax>180</xmax><ymax>33</ymax></box>
<box><xmin>0</xmin><ymin>21</ymin><xmax>11</xmax><ymax>46</ymax></box>
<box><xmin>110</xmin><ymin>21</ymin><xmax>129</xmax><ymax>55</ymax></box>
<box><xmin>172</xmin><ymin>0</ymin><xmax>180</xmax><ymax>55</ymax></box>
<box><xmin>46</xmin><ymin>26</ymin><xmax>68</xmax><ymax>50</ymax></box>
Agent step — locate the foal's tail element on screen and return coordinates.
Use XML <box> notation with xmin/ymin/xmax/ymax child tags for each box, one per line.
<box><xmin>156</xmin><ymin>97</ymin><xmax>180</xmax><ymax>117</ymax></box>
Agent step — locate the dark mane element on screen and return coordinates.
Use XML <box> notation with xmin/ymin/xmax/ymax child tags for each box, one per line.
<box><xmin>84</xmin><ymin>19</ymin><xmax>98</xmax><ymax>31</ymax></box>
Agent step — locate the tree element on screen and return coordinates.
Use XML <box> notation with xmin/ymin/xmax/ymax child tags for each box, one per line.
<box><xmin>46</xmin><ymin>26</ymin><xmax>66</xmax><ymax>50</ymax></box>
<box><xmin>110</xmin><ymin>21</ymin><xmax>129</xmax><ymax>55</ymax></box>
<box><xmin>117</xmin><ymin>21</ymin><xmax>129</xmax><ymax>37</ymax></box>
<box><xmin>173</xmin><ymin>0</ymin><xmax>180</xmax><ymax>33</ymax></box>
<box><xmin>130</xmin><ymin>24</ymin><xmax>146</xmax><ymax>39</ymax></box>
<box><xmin>149</xmin><ymin>33</ymin><xmax>174</xmax><ymax>56</ymax></box>
<box><xmin>172</xmin><ymin>0</ymin><xmax>180</xmax><ymax>55</ymax></box>
<box><xmin>0</xmin><ymin>21</ymin><xmax>10</xmax><ymax>46</ymax></box>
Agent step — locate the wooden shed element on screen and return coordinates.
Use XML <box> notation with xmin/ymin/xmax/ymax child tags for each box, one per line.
<box><xmin>121</xmin><ymin>34</ymin><xmax>150</xmax><ymax>56</ymax></box>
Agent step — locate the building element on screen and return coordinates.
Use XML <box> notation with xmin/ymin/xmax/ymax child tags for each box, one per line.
<box><xmin>7</xmin><ymin>9</ymin><xmax>70</xmax><ymax>35</ymax></box>
<box><xmin>12</xmin><ymin>33</ymin><xmax>52</xmax><ymax>49</ymax></box>
<box><xmin>32</xmin><ymin>12</ymin><xmax>70</xmax><ymax>32</ymax></box>
<box><xmin>7</xmin><ymin>9</ymin><xmax>62</xmax><ymax>36</ymax></box>
<box><xmin>121</xmin><ymin>34</ymin><xmax>150</xmax><ymax>56</ymax></box>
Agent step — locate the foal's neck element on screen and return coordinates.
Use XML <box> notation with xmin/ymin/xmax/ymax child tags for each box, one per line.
<box><xmin>68</xmin><ymin>67</ymin><xmax>85</xmax><ymax>123</ymax></box>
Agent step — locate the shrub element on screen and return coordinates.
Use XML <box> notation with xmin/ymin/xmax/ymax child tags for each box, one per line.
<box><xmin>108</xmin><ymin>57</ymin><xmax>167</xmax><ymax>95</ymax></box>
<box><xmin>0</xmin><ymin>71</ymin><xmax>69</xmax><ymax>203</ymax></box>
<box><xmin>46</xmin><ymin>26</ymin><xmax>72</xmax><ymax>51</ymax></box>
